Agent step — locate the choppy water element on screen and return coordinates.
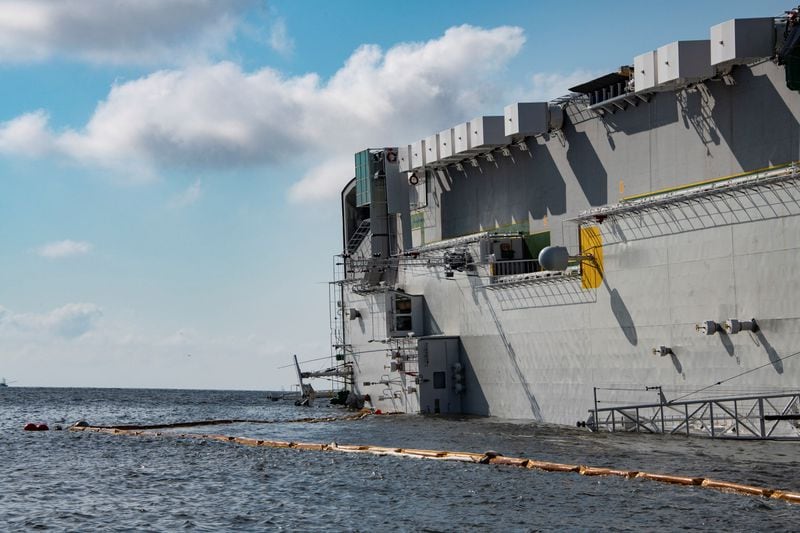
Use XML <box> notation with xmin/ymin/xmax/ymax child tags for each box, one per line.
<box><xmin>2</xmin><ymin>388</ymin><xmax>799</xmax><ymax>531</ymax></box>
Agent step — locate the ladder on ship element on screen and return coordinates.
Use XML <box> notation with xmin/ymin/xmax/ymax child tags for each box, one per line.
<box><xmin>346</xmin><ymin>218</ymin><xmax>371</xmax><ymax>254</ymax></box>
<box><xmin>329</xmin><ymin>254</ymin><xmax>352</xmax><ymax>390</ymax></box>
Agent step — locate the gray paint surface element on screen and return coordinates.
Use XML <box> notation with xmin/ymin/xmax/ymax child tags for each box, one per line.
<box><xmin>339</xmin><ymin>59</ymin><xmax>800</xmax><ymax>426</ymax></box>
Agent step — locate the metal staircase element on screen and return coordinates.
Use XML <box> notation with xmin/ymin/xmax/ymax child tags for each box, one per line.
<box><xmin>346</xmin><ymin>218</ymin><xmax>371</xmax><ymax>254</ymax></box>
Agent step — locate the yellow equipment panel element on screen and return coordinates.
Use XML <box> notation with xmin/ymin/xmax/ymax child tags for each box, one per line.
<box><xmin>580</xmin><ymin>226</ymin><xmax>603</xmax><ymax>289</ymax></box>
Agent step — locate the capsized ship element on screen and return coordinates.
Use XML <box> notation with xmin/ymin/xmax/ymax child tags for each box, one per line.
<box><xmin>329</xmin><ymin>8</ymin><xmax>800</xmax><ymax>439</ymax></box>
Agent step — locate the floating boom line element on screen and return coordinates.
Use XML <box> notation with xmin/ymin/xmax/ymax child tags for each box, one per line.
<box><xmin>71</xmin><ymin>420</ymin><xmax>800</xmax><ymax>506</ymax></box>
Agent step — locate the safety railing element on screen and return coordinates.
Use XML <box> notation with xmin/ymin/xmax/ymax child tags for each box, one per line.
<box><xmin>489</xmin><ymin>259</ymin><xmax>540</xmax><ymax>278</ymax></box>
<box><xmin>589</xmin><ymin>391</ymin><xmax>800</xmax><ymax>440</ymax></box>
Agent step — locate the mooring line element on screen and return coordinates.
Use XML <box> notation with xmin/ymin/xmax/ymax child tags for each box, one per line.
<box><xmin>69</xmin><ymin>424</ymin><xmax>800</xmax><ymax>505</ymax></box>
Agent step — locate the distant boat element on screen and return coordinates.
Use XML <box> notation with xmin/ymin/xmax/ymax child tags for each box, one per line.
<box><xmin>0</xmin><ymin>378</ymin><xmax>13</xmax><ymax>387</ymax></box>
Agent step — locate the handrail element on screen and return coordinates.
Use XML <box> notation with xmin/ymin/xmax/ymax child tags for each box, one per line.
<box><xmin>589</xmin><ymin>391</ymin><xmax>800</xmax><ymax>440</ymax></box>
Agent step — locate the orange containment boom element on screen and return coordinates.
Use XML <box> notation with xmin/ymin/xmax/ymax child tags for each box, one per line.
<box><xmin>69</xmin><ymin>423</ymin><xmax>800</xmax><ymax>505</ymax></box>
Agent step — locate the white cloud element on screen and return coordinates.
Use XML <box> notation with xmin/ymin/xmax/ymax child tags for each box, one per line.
<box><xmin>36</xmin><ymin>239</ymin><xmax>93</xmax><ymax>259</ymax></box>
<box><xmin>268</xmin><ymin>17</ymin><xmax>294</xmax><ymax>56</ymax></box>
<box><xmin>169</xmin><ymin>179</ymin><xmax>203</xmax><ymax>208</ymax></box>
<box><xmin>53</xmin><ymin>62</ymin><xmax>315</xmax><ymax>170</ymax></box>
<box><xmin>1</xmin><ymin>302</ymin><xmax>103</xmax><ymax>339</ymax></box>
<box><xmin>0</xmin><ymin>0</ymin><xmax>256</xmax><ymax>65</ymax></box>
<box><xmin>527</xmin><ymin>69</ymin><xmax>605</xmax><ymax>101</ymax></box>
<box><xmin>0</xmin><ymin>302</ymin><xmax>313</xmax><ymax>388</ymax></box>
<box><xmin>0</xmin><ymin>25</ymin><xmax>526</xmax><ymax>201</ymax></box>
<box><xmin>289</xmin><ymin>154</ymin><xmax>354</xmax><ymax>202</ymax></box>
<box><xmin>0</xmin><ymin>110</ymin><xmax>53</xmax><ymax>156</ymax></box>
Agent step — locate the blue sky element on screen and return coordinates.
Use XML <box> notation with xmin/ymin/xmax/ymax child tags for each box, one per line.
<box><xmin>0</xmin><ymin>0</ymin><xmax>788</xmax><ymax>390</ymax></box>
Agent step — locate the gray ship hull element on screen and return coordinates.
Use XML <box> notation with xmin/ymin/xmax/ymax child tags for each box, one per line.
<box><xmin>333</xmin><ymin>20</ymin><xmax>800</xmax><ymax>434</ymax></box>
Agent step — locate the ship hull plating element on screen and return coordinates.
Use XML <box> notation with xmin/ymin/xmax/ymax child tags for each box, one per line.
<box><xmin>336</xmin><ymin>53</ymin><xmax>800</xmax><ymax>428</ymax></box>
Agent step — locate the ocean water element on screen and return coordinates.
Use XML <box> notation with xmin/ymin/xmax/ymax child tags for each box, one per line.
<box><xmin>2</xmin><ymin>388</ymin><xmax>799</xmax><ymax>531</ymax></box>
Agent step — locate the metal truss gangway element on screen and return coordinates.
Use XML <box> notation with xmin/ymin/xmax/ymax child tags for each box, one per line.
<box><xmin>589</xmin><ymin>391</ymin><xmax>800</xmax><ymax>440</ymax></box>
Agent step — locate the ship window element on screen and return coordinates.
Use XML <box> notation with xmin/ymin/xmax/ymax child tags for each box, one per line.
<box><xmin>395</xmin><ymin>295</ymin><xmax>412</xmax><ymax>313</ymax></box>
<box><xmin>355</xmin><ymin>150</ymin><xmax>373</xmax><ymax>207</ymax></box>
<box><xmin>499</xmin><ymin>242</ymin><xmax>515</xmax><ymax>260</ymax></box>
<box><xmin>392</xmin><ymin>294</ymin><xmax>413</xmax><ymax>332</ymax></box>
<box><xmin>395</xmin><ymin>316</ymin><xmax>412</xmax><ymax>331</ymax></box>
<box><xmin>433</xmin><ymin>372</ymin><xmax>446</xmax><ymax>389</ymax></box>
<box><xmin>388</xmin><ymin>292</ymin><xmax>420</xmax><ymax>337</ymax></box>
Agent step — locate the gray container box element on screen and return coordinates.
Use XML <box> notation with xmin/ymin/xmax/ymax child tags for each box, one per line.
<box><xmin>656</xmin><ymin>40</ymin><xmax>713</xmax><ymax>87</ymax></box>
<box><xmin>438</xmin><ymin>128</ymin><xmax>457</xmax><ymax>161</ymax></box>
<box><xmin>634</xmin><ymin>50</ymin><xmax>658</xmax><ymax>93</ymax></box>
<box><xmin>411</xmin><ymin>139</ymin><xmax>426</xmax><ymax>170</ymax></box>
<box><xmin>425</xmin><ymin>133</ymin><xmax>440</xmax><ymax>166</ymax></box>
<box><xmin>398</xmin><ymin>144</ymin><xmax>412</xmax><ymax>173</ymax></box>
<box><xmin>454</xmin><ymin>122</ymin><xmax>473</xmax><ymax>154</ymax></box>
<box><xmin>469</xmin><ymin>116</ymin><xmax>507</xmax><ymax>151</ymax></box>
<box><xmin>710</xmin><ymin>18</ymin><xmax>775</xmax><ymax>68</ymax></box>
<box><xmin>504</xmin><ymin>102</ymin><xmax>548</xmax><ymax>137</ymax></box>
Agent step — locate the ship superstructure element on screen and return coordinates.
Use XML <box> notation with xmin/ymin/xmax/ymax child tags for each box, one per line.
<box><xmin>330</xmin><ymin>10</ymin><xmax>800</xmax><ymax>438</ymax></box>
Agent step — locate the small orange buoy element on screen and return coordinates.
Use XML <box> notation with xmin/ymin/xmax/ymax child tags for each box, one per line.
<box><xmin>37</xmin><ymin>423</ymin><xmax>49</xmax><ymax>431</ymax></box>
<box><xmin>374</xmin><ymin>409</ymin><xmax>382</xmax><ymax>415</ymax></box>
<box><xmin>23</xmin><ymin>423</ymin><xmax>38</xmax><ymax>431</ymax></box>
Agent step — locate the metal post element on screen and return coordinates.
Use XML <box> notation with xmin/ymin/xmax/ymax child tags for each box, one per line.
<box><xmin>759</xmin><ymin>397</ymin><xmax>766</xmax><ymax>438</ymax></box>
<box><xmin>710</xmin><ymin>402</ymin><xmax>715</xmax><ymax>438</ymax></box>
<box><xmin>685</xmin><ymin>403</ymin><xmax>690</xmax><ymax>436</ymax></box>
<box><xmin>611</xmin><ymin>409</ymin><xmax>616</xmax><ymax>432</ymax></box>
<box><xmin>593</xmin><ymin>387</ymin><xmax>599</xmax><ymax>432</ymax></box>
<box><xmin>659</xmin><ymin>387</ymin><xmax>665</xmax><ymax>434</ymax></box>
<box><xmin>733</xmin><ymin>400</ymin><xmax>740</xmax><ymax>437</ymax></box>
<box><xmin>635</xmin><ymin>407</ymin><xmax>640</xmax><ymax>433</ymax></box>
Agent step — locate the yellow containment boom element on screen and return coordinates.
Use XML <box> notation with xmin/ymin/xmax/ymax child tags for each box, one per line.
<box><xmin>70</xmin><ymin>421</ymin><xmax>800</xmax><ymax>505</ymax></box>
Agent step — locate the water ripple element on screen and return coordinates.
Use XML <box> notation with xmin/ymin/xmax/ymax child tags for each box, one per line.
<box><xmin>1</xmin><ymin>388</ymin><xmax>799</xmax><ymax>531</ymax></box>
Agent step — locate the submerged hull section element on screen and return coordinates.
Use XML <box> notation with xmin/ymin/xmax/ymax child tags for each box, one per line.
<box><xmin>334</xmin><ymin>26</ymin><xmax>800</xmax><ymax>431</ymax></box>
